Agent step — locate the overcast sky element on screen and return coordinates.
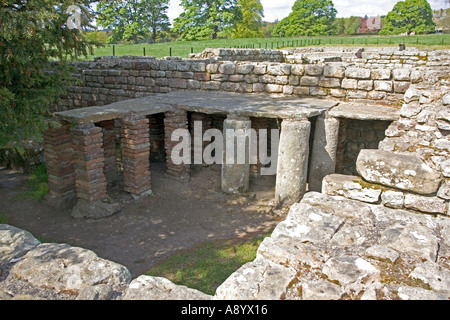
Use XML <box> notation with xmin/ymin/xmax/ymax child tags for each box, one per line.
<box><xmin>168</xmin><ymin>0</ymin><xmax>449</xmax><ymax>22</ymax></box>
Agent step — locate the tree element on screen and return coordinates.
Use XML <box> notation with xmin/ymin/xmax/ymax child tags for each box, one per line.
<box><xmin>173</xmin><ymin>0</ymin><xmax>238</xmax><ymax>40</ymax></box>
<box><xmin>379</xmin><ymin>0</ymin><xmax>435</xmax><ymax>35</ymax></box>
<box><xmin>0</xmin><ymin>0</ymin><xmax>95</xmax><ymax>151</ymax></box>
<box><xmin>97</xmin><ymin>0</ymin><xmax>170</xmax><ymax>43</ymax></box>
<box><xmin>147</xmin><ymin>0</ymin><xmax>171</xmax><ymax>43</ymax></box>
<box><xmin>232</xmin><ymin>0</ymin><xmax>265</xmax><ymax>38</ymax></box>
<box><xmin>272</xmin><ymin>0</ymin><xmax>337</xmax><ymax>37</ymax></box>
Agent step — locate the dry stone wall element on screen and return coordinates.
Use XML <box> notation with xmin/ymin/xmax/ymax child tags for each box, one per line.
<box><xmin>323</xmin><ymin>84</ymin><xmax>450</xmax><ymax>216</ymax></box>
<box><xmin>56</xmin><ymin>47</ymin><xmax>449</xmax><ymax>112</ymax></box>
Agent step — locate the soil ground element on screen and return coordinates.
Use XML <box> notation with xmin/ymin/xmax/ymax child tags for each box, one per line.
<box><xmin>0</xmin><ymin>163</ymin><xmax>285</xmax><ymax>278</ymax></box>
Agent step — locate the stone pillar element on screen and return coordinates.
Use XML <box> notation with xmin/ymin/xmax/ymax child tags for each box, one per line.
<box><xmin>164</xmin><ymin>110</ymin><xmax>190</xmax><ymax>182</ymax></box>
<box><xmin>97</xmin><ymin>119</ymin><xmax>118</xmax><ymax>186</ymax></box>
<box><xmin>308</xmin><ymin>113</ymin><xmax>340</xmax><ymax>192</ymax></box>
<box><xmin>275</xmin><ymin>118</ymin><xmax>311</xmax><ymax>207</ymax></box>
<box><xmin>221</xmin><ymin>115</ymin><xmax>251</xmax><ymax>194</ymax></box>
<box><xmin>120</xmin><ymin>115</ymin><xmax>152</xmax><ymax>197</ymax></box>
<box><xmin>71</xmin><ymin>121</ymin><xmax>120</xmax><ymax>219</ymax></box>
<box><xmin>43</xmin><ymin>122</ymin><xmax>76</xmax><ymax>207</ymax></box>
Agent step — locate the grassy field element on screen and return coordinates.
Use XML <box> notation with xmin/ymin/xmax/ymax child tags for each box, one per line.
<box><xmin>146</xmin><ymin>234</ymin><xmax>267</xmax><ymax>295</ymax></box>
<box><xmin>83</xmin><ymin>33</ymin><xmax>450</xmax><ymax>60</ymax></box>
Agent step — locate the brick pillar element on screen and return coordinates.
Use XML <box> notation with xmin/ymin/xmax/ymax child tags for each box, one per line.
<box><xmin>164</xmin><ymin>110</ymin><xmax>190</xmax><ymax>182</ymax></box>
<box><xmin>120</xmin><ymin>115</ymin><xmax>152</xmax><ymax>197</ymax></box>
<box><xmin>43</xmin><ymin>122</ymin><xmax>76</xmax><ymax>207</ymax></box>
<box><xmin>71</xmin><ymin>121</ymin><xmax>121</xmax><ymax>219</ymax></box>
<box><xmin>98</xmin><ymin>119</ymin><xmax>118</xmax><ymax>186</ymax></box>
<box><xmin>71</xmin><ymin>122</ymin><xmax>107</xmax><ymax>203</ymax></box>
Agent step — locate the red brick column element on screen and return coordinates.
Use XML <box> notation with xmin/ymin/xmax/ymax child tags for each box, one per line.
<box><xmin>120</xmin><ymin>115</ymin><xmax>152</xmax><ymax>196</ymax></box>
<box><xmin>43</xmin><ymin>122</ymin><xmax>76</xmax><ymax>206</ymax></box>
<box><xmin>71</xmin><ymin>122</ymin><xmax>107</xmax><ymax>203</ymax></box>
<box><xmin>164</xmin><ymin>110</ymin><xmax>190</xmax><ymax>181</ymax></box>
<box><xmin>97</xmin><ymin>119</ymin><xmax>118</xmax><ymax>186</ymax></box>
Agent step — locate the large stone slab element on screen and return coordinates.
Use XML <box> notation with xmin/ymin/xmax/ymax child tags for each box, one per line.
<box><xmin>10</xmin><ymin>243</ymin><xmax>132</xmax><ymax>294</ymax></box>
<box><xmin>356</xmin><ymin>149</ymin><xmax>442</xmax><ymax>194</ymax></box>
<box><xmin>123</xmin><ymin>275</ymin><xmax>212</xmax><ymax>300</ymax></box>
<box><xmin>322</xmin><ymin>174</ymin><xmax>382</xmax><ymax>204</ymax></box>
<box><xmin>214</xmin><ymin>257</ymin><xmax>296</xmax><ymax>300</ymax></box>
<box><xmin>0</xmin><ymin>225</ymin><xmax>40</xmax><ymax>266</ymax></box>
<box><xmin>151</xmin><ymin>91</ymin><xmax>337</xmax><ymax>119</ymax></box>
<box><xmin>328</xmin><ymin>103</ymin><xmax>400</xmax><ymax>121</ymax></box>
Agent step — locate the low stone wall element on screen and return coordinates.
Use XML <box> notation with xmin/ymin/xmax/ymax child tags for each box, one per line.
<box><xmin>56</xmin><ymin>47</ymin><xmax>449</xmax><ymax>111</ymax></box>
<box><xmin>323</xmin><ymin>85</ymin><xmax>450</xmax><ymax>216</ymax></box>
<box><xmin>189</xmin><ymin>48</ymin><xmax>285</xmax><ymax>63</ymax></box>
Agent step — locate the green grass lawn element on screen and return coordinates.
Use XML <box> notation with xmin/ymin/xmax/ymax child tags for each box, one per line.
<box><xmin>145</xmin><ymin>234</ymin><xmax>268</xmax><ymax>295</ymax></box>
<box><xmin>83</xmin><ymin>34</ymin><xmax>450</xmax><ymax>60</ymax></box>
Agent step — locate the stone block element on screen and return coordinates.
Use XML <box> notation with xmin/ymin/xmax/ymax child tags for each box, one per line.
<box><xmin>341</xmin><ymin>78</ymin><xmax>358</xmax><ymax>90</ymax></box>
<box><xmin>437</xmin><ymin>179</ymin><xmax>450</xmax><ymax>200</ymax></box>
<box><xmin>323</xmin><ymin>64</ymin><xmax>345</xmax><ymax>78</ymax></box>
<box><xmin>291</xmin><ymin>65</ymin><xmax>304</xmax><ymax>76</ymax></box>
<box><xmin>236</xmin><ymin>64</ymin><xmax>254</xmax><ymax>74</ymax></box>
<box><xmin>356</xmin><ymin>149</ymin><xmax>442</xmax><ymax>194</ymax></box>
<box><xmin>404</xmin><ymin>194</ymin><xmax>448</xmax><ymax>214</ymax></box>
<box><xmin>266</xmin><ymin>84</ymin><xmax>283</xmax><ymax>93</ymax></box>
<box><xmin>357</xmin><ymin>80</ymin><xmax>373</xmax><ymax>91</ymax></box>
<box><xmin>322</xmin><ymin>174</ymin><xmax>382</xmax><ymax>204</ymax></box>
<box><xmin>319</xmin><ymin>77</ymin><xmax>341</xmax><ymax>88</ymax></box>
<box><xmin>393</xmin><ymin>68</ymin><xmax>411</xmax><ymax>81</ymax></box>
<box><xmin>393</xmin><ymin>81</ymin><xmax>410</xmax><ymax>93</ymax></box>
<box><xmin>381</xmin><ymin>190</ymin><xmax>405</xmax><ymax>209</ymax></box>
<box><xmin>374</xmin><ymin>80</ymin><xmax>393</xmax><ymax>92</ymax></box>
<box><xmin>305</xmin><ymin>65</ymin><xmax>323</xmax><ymax>76</ymax></box>
<box><xmin>300</xmin><ymin>76</ymin><xmax>319</xmax><ymax>87</ymax></box>
<box><xmin>218</xmin><ymin>63</ymin><xmax>236</xmax><ymax>75</ymax></box>
<box><xmin>345</xmin><ymin>68</ymin><xmax>371</xmax><ymax>79</ymax></box>
<box><xmin>371</xmin><ymin>69</ymin><xmax>391</xmax><ymax>80</ymax></box>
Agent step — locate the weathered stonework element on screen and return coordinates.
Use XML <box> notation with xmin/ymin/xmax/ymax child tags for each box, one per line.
<box><xmin>356</xmin><ymin>149</ymin><xmax>442</xmax><ymax>195</ymax></box>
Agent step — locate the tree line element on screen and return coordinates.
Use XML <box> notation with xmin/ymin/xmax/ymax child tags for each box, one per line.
<box><xmin>96</xmin><ymin>0</ymin><xmax>438</xmax><ymax>43</ymax></box>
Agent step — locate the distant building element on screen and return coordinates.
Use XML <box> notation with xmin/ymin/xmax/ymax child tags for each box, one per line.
<box><xmin>359</xmin><ymin>16</ymin><xmax>382</xmax><ymax>33</ymax></box>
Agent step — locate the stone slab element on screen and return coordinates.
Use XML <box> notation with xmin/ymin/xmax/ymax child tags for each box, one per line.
<box><xmin>55</xmin><ymin>91</ymin><xmax>338</xmax><ymax>124</ymax></box>
<box><xmin>328</xmin><ymin>103</ymin><xmax>400</xmax><ymax>121</ymax></box>
<box><xmin>356</xmin><ymin>149</ymin><xmax>442</xmax><ymax>195</ymax></box>
<box><xmin>148</xmin><ymin>91</ymin><xmax>338</xmax><ymax>119</ymax></box>
<box><xmin>322</xmin><ymin>174</ymin><xmax>382</xmax><ymax>204</ymax></box>
<box><xmin>54</xmin><ymin>96</ymin><xmax>175</xmax><ymax>123</ymax></box>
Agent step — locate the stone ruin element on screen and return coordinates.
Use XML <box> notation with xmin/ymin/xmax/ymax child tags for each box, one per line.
<box><xmin>1</xmin><ymin>46</ymin><xmax>450</xmax><ymax>300</ymax></box>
